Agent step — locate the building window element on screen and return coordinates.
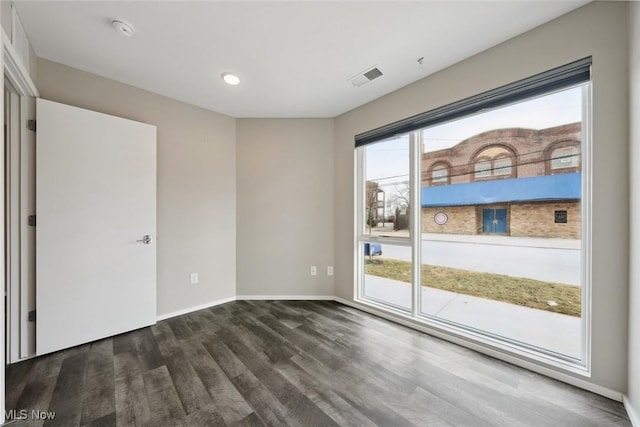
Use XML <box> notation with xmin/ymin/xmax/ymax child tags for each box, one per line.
<box><xmin>551</xmin><ymin>145</ymin><xmax>580</xmax><ymax>170</ymax></box>
<box><xmin>473</xmin><ymin>147</ymin><xmax>516</xmax><ymax>180</ymax></box>
<box><xmin>474</xmin><ymin>159</ymin><xmax>492</xmax><ymax>178</ymax></box>
<box><xmin>431</xmin><ymin>164</ymin><xmax>448</xmax><ymax>183</ymax></box>
<box><xmin>494</xmin><ymin>156</ymin><xmax>512</xmax><ymax>176</ymax></box>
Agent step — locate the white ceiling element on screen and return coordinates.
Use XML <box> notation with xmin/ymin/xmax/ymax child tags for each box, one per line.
<box><xmin>14</xmin><ymin>1</ymin><xmax>589</xmax><ymax>118</ymax></box>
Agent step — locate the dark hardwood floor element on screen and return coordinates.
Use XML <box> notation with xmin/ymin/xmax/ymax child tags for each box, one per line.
<box><xmin>5</xmin><ymin>300</ymin><xmax>632</xmax><ymax>426</ymax></box>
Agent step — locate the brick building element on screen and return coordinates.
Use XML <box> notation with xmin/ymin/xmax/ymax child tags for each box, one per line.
<box><xmin>421</xmin><ymin>122</ymin><xmax>581</xmax><ymax>239</ymax></box>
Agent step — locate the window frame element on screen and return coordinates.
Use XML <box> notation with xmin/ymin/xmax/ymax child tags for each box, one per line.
<box><xmin>493</xmin><ymin>155</ymin><xmax>513</xmax><ymax>176</ymax></box>
<box><xmin>430</xmin><ymin>162</ymin><xmax>450</xmax><ymax>185</ymax></box>
<box><xmin>474</xmin><ymin>157</ymin><xmax>493</xmax><ymax>179</ymax></box>
<box><xmin>550</xmin><ymin>143</ymin><xmax>581</xmax><ymax>171</ymax></box>
<box><xmin>354</xmin><ymin>61</ymin><xmax>592</xmax><ymax>374</ymax></box>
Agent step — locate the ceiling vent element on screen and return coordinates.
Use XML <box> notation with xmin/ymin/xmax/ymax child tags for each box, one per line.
<box><xmin>348</xmin><ymin>65</ymin><xmax>384</xmax><ymax>87</ymax></box>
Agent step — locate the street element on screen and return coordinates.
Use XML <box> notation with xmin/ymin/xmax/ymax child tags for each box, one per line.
<box><xmin>378</xmin><ymin>234</ymin><xmax>581</xmax><ymax>285</ymax></box>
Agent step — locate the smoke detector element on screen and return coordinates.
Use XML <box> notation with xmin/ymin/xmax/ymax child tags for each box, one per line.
<box><xmin>111</xmin><ymin>19</ymin><xmax>135</xmax><ymax>37</ymax></box>
<box><xmin>348</xmin><ymin>65</ymin><xmax>384</xmax><ymax>87</ymax></box>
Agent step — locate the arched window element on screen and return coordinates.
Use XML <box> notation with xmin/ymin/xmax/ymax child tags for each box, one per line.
<box><xmin>472</xmin><ymin>145</ymin><xmax>516</xmax><ymax>180</ymax></box>
<box><xmin>551</xmin><ymin>145</ymin><xmax>580</xmax><ymax>169</ymax></box>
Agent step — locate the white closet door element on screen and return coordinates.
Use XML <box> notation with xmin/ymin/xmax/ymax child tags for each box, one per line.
<box><xmin>36</xmin><ymin>99</ymin><xmax>157</xmax><ymax>355</ymax></box>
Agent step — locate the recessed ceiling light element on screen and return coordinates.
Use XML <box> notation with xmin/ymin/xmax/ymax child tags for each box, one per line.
<box><xmin>221</xmin><ymin>73</ymin><xmax>240</xmax><ymax>86</ymax></box>
<box><xmin>111</xmin><ymin>19</ymin><xmax>135</xmax><ymax>37</ymax></box>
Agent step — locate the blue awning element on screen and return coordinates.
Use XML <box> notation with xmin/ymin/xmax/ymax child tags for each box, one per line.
<box><xmin>421</xmin><ymin>173</ymin><xmax>581</xmax><ymax>207</ymax></box>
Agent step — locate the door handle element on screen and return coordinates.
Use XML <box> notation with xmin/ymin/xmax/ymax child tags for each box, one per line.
<box><xmin>137</xmin><ymin>235</ymin><xmax>153</xmax><ymax>244</ymax></box>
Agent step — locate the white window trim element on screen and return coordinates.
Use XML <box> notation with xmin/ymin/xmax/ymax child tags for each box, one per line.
<box><xmin>354</xmin><ymin>82</ymin><xmax>592</xmax><ymax>375</ymax></box>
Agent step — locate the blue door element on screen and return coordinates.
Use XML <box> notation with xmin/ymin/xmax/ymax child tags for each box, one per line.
<box><xmin>482</xmin><ymin>208</ymin><xmax>507</xmax><ymax>234</ymax></box>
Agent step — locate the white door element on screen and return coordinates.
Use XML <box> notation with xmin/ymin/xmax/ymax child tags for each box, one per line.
<box><xmin>35</xmin><ymin>99</ymin><xmax>157</xmax><ymax>356</ymax></box>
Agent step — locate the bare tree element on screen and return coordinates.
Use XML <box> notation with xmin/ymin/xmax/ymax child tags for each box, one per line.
<box><xmin>388</xmin><ymin>183</ymin><xmax>410</xmax><ymax>230</ymax></box>
<box><xmin>390</xmin><ymin>182</ymin><xmax>410</xmax><ymax>210</ymax></box>
<box><xmin>365</xmin><ymin>181</ymin><xmax>380</xmax><ymax>234</ymax></box>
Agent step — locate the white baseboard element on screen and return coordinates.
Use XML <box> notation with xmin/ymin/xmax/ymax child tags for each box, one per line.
<box><xmin>624</xmin><ymin>395</ymin><xmax>640</xmax><ymax>427</ymax></box>
<box><xmin>156</xmin><ymin>295</ymin><xmax>333</xmax><ymax>321</ymax></box>
<box><xmin>333</xmin><ymin>296</ymin><xmax>623</xmax><ymax>402</ymax></box>
<box><xmin>236</xmin><ymin>295</ymin><xmax>334</xmax><ymax>301</ymax></box>
<box><xmin>156</xmin><ymin>296</ymin><xmax>236</xmax><ymax>321</ymax></box>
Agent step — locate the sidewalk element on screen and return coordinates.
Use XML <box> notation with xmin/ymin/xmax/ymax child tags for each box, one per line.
<box><xmin>370</xmin><ymin>227</ymin><xmax>580</xmax><ymax>250</ymax></box>
<box><xmin>363</xmin><ymin>274</ymin><xmax>581</xmax><ymax>360</ymax></box>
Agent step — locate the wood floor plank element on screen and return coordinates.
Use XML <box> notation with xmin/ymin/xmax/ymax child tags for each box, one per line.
<box><xmin>150</xmin><ymin>320</ymin><xmax>176</xmax><ymax>344</ymax></box>
<box><xmin>406</xmin><ymin>386</ymin><xmax>491</xmax><ymax>427</ymax></box>
<box><xmin>80</xmin><ymin>340</ymin><xmax>115</xmax><ymax>425</ymax></box>
<box><xmin>202</xmin><ymin>336</ymin><xmax>250</xmax><ymax>380</ymax></box>
<box><xmin>256</xmin><ymin>314</ymin><xmax>344</xmax><ymax>371</ymax></box>
<box><xmin>142</xmin><ymin>365</ymin><xmax>185</xmax><ymax>427</ymax></box>
<box><xmin>234</xmin><ymin>314</ymin><xmax>300</xmax><ymax>363</ymax></box>
<box><xmin>5</xmin><ymin>300</ymin><xmax>633</xmax><ymax>427</ymax></box>
<box><xmin>44</xmin><ymin>352</ymin><xmax>90</xmax><ymax>427</ymax></box>
<box><xmin>80</xmin><ymin>412</ymin><xmax>116</xmax><ymax>427</ymax></box>
<box><xmin>181</xmin><ymin>339</ymin><xmax>254</xmax><ymax>425</ymax></box>
<box><xmin>166</xmin><ymin>317</ymin><xmax>195</xmax><ymax>341</ymax></box>
<box><xmin>156</xmin><ymin>340</ymin><xmax>212</xmax><ymax>415</ymax></box>
<box><xmin>112</xmin><ymin>331</ymin><xmax>137</xmax><ymax>356</ymax></box>
<box><xmin>184</xmin><ymin>403</ymin><xmax>227</xmax><ymax>426</ymax></box>
<box><xmin>183</xmin><ymin>309</ymin><xmax>222</xmax><ymax>336</ymax></box>
<box><xmin>5</xmin><ymin>357</ymin><xmax>38</xmax><ymax>411</ymax></box>
<box><xmin>275</xmin><ymin>358</ymin><xmax>378</xmax><ymax>427</ymax></box>
<box><xmin>229</xmin><ymin>370</ymin><xmax>292</xmax><ymax>427</ymax></box>
<box><xmin>113</xmin><ymin>351</ymin><xmax>141</xmax><ymax>382</ymax></box>
<box><xmin>133</xmin><ymin>328</ymin><xmax>164</xmax><ymax>372</ymax></box>
<box><xmin>217</xmin><ymin>324</ymin><xmax>340</xmax><ymax>427</ymax></box>
<box><xmin>233</xmin><ymin>412</ymin><xmax>266</xmax><ymax>427</ymax></box>
<box><xmin>9</xmin><ymin>375</ymin><xmax>58</xmax><ymax>427</ymax></box>
<box><xmin>288</xmin><ymin>352</ymin><xmax>416</xmax><ymax>427</ymax></box>
<box><xmin>114</xmin><ymin>373</ymin><xmax>151</xmax><ymax>427</ymax></box>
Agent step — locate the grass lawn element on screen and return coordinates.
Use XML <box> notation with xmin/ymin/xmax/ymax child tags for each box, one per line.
<box><xmin>365</xmin><ymin>258</ymin><xmax>581</xmax><ymax>317</ymax></box>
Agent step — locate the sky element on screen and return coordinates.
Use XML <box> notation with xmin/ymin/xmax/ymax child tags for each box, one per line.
<box><xmin>422</xmin><ymin>86</ymin><xmax>583</xmax><ymax>153</ymax></box>
<box><xmin>365</xmin><ymin>85</ymin><xmax>584</xmax><ymax>186</ymax></box>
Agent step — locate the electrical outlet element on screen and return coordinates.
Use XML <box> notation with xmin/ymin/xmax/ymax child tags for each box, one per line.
<box><xmin>190</xmin><ymin>273</ymin><xmax>199</xmax><ymax>284</ymax></box>
<box><xmin>310</xmin><ymin>266</ymin><xmax>317</xmax><ymax>276</ymax></box>
<box><xmin>327</xmin><ymin>266</ymin><xmax>334</xmax><ymax>276</ymax></box>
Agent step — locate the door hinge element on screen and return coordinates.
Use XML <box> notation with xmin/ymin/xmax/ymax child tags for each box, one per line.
<box><xmin>27</xmin><ymin>119</ymin><xmax>36</xmax><ymax>132</ymax></box>
<box><xmin>28</xmin><ymin>215</ymin><xmax>36</xmax><ymax>226</ymax></box>
<box><xmin>28</xmin><ymin>310</ymin><xmax>36</xmax><ymax>322</ymax></box>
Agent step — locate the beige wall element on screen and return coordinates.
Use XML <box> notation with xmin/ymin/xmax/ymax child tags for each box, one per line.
<box><xmin>1</xmin><ymin>3</ymin><xmax>37</xmax><ymax>84</ymax></box>
<box><xmin>335</xmin><ymin>1</ymin><xmax>629</xmax><ymax>393</ymax></box>
<box><xmin>1</xmin><ymin>1</ymin><xmax>11</xmax><ymax>37</ymax></box>
<box><xmin>28</xmin><ymin>44</ymin><xmax>36</xmax><ymax>83</ymax></box>
<box><xmin>36</xmin><ymin>59</ymin><xmax>237</xmax><ymax>316</ymax></box>
<box><xmin>236</xmin><ymin>119</ymin><xmax>334</xmax><ymax>297</ymax></box>
<box><xmin>628</xmin><ymin>1</ymin><xmax>640</xmax><ymax>422</ymax></box>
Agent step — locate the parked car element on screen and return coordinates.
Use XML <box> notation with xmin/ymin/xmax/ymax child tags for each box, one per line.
<box><xmin>364</xmin><ymin>243</ymin><xmax>382</xmax><ymax>256</ymax></box>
